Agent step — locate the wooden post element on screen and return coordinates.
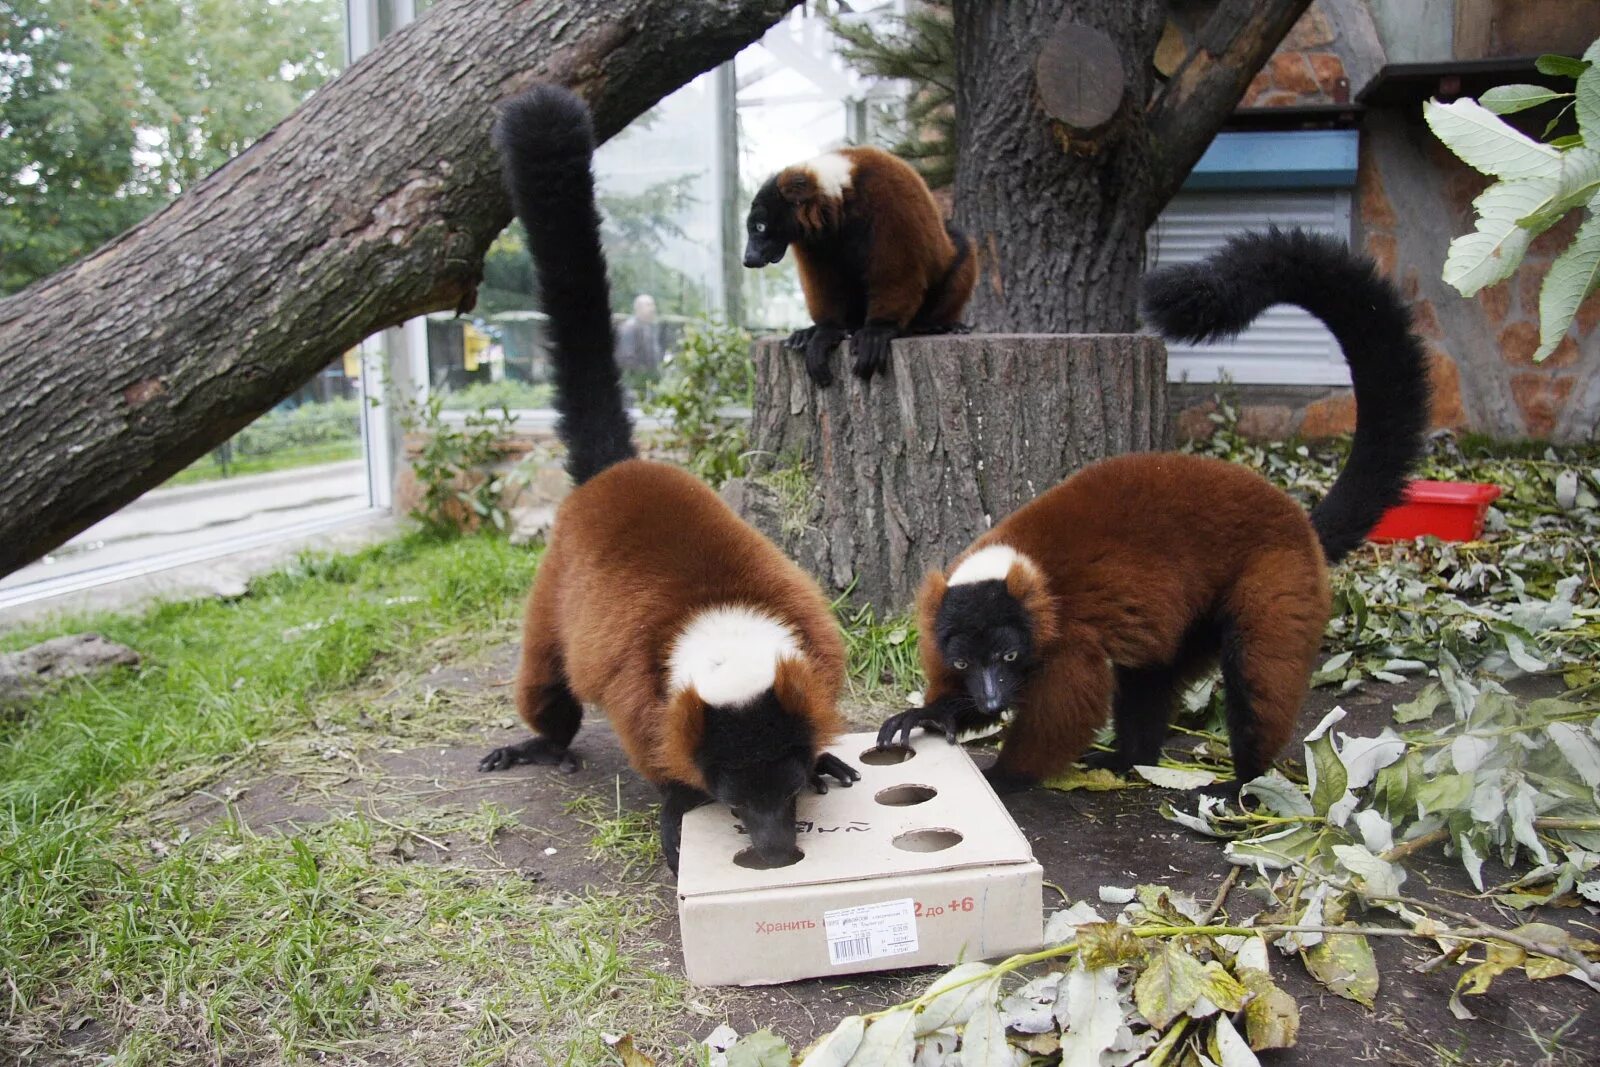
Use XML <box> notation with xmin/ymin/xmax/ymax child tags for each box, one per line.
<box><xmin>726</xmin><ymin>334</ymin><xmax>1168</xmax><ymax>612</ymax></box>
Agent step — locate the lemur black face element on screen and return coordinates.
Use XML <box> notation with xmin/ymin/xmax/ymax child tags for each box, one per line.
<box><xmin>742</xmin><ymin>179</ymin><xmax>791</xmax><ymax>268</ymax></box>
<box><xmin>698</xmin><ymin>693</ymin><xmax>813</xmax><ymax>864</ymax></box>
<box><xmin>935</xmin><ymin>582</ymin><xmax>1038</xmax><ymax>715</ymax></box>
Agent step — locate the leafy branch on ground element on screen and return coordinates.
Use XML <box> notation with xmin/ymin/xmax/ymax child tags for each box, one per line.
<box><xmin>704</xmin><ymin>405</ymin><xmax>1600</xmax><ymax>1065</ymax></box>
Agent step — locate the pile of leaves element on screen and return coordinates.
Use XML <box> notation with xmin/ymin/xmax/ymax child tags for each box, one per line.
<box><xmin>637</xmin><ymin>416</ymin><xmax>1600</xmax><ymax>1067</ymax></box>
<box><xmin>1188</xmin><ymin>408</ymin><xmax>1600</xmax><ymax>690</ymax></box>
<box><xmin>675</xmin><ymin>693</ymin><xmax>1597</xmax><ymax>1067</ymax></box>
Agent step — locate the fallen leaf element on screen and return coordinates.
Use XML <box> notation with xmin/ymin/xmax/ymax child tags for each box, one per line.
<box><xmin>1303</xmin><ymin>930</ymin><xmax>1379</xmax><ymax>1007</ymax></box>
<box><xmin>1134</xmin><ymin>941</ymin><xmax>1207</xmax><ymax>1029</ymax></box>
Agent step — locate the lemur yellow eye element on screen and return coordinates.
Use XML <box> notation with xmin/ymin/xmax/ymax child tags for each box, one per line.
<box><xmin>952</xmin><ymin>659</ymin><xmax>968</xmax><ymax>671</ymax></box>
<box><xmin>1003</xmin><ymin>651</ymin><xmax>1018</xmax><ymax>662</ymax></box>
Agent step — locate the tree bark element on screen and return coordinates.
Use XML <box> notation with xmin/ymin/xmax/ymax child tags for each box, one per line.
<box><xmin>730</xmin><ymin>334</ymin><xmax>1167</xmax><ymax>612</ymax></box>
<box><xmin>951</xmin><ymin>0</ymin><xmax>1312</xmax><ymax>334</ymax></box>
<box><xmin>0</xmin><ymin>0</ymin><xmax>799</xmax><ymax>580</ymax></box>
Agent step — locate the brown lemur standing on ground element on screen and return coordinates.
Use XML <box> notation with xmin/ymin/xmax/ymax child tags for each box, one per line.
<box><xmin>478</xmin><ymin>85</ymin><xmax>858</xmax><ymax>872</ymax></box>
<box><xmin>742</xmin><ymin>146</ymin><xmax>977</xmax><ymax>387</ymax></box>
<box><xmin>876</xmin><ymin>228</ymin><xmax>1431</xmax><ymax>798</ymax></box>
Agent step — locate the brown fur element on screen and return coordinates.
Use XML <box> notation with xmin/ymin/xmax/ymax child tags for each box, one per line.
<box><xmin>513</xmin><ymin>459</ymin><xmax>847</xmax><ymax>792</ymax></box>
<box><xmin>779</xmin><ymin>147</ymin><xmax>976</xmax><ymax>333</ymax></box>
<box><xmin>918</xmin><ymin>452</ymin><xmax>1330</xmax><ymax>783</ymax></box>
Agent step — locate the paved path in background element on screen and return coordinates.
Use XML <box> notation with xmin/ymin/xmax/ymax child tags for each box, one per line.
<box><xmin>0</xmin><ymin>461</ymin><xmax>370</xmax><ymax>593</ymax></box>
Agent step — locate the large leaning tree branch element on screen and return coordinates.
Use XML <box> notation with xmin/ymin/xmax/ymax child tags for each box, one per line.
<box><xmin>1143</xmin><ymin>0</ymin><xmax>1314</xmax><ymax>219</ymax></box>
<box><xmin>0</xmin><ymin>0</ymin><xmax>799</xmax><ymax>579</ymax></box>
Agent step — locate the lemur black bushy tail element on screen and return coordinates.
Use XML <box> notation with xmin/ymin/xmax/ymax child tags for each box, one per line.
<box><xmin>1141</xmin><ymin>227</ymin><xmax>1430</xmax><ymax>562</ymax></box>
<box><xmin>494</xmin><ymin>86</ymin><xmax>634</xmax><ymax>485</ymax></box>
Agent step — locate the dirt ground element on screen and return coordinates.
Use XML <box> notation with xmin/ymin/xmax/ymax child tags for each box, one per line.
<box><xmin>177</xmin><ymin>643</ymin><xmax>1600</xmax><ymax>1066</ymax></box>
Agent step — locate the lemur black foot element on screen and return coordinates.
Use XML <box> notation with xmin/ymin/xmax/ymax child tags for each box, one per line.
<box><xmin>1079</xmin><ymin>748</ymin><xmax>1135</xmax><ymax>773</ymax></box>
<box><xmin>1195</xmin><ymin>778</ymin><xmax>1245</xmax><ymax>803</ymax></box>
<box><xmin>983</xmin><ymin>767</ymin><xmax>1038</xmax><ymax>795</ymax></box>
<box><xmin>478</xmin><ymin>737</ymin><xmax>579</xmax><ymax>774</ymax></box>
<box><xmin>802</xmin><ymin>326</ymin><xmax>849</xmax><ymax>387</ymax></box>
<box><xmin>851</xmin><ymin>321</ymin><xmax>898</xmax><ymax>379</ymax></box>
<box><xmin>811</xmin><ymin>752</ymin><xmax>860</xmax><ymax>793</ymax></box>
<box><xmin>784</xmin><ymin>325</ymin><xmax>817</xmax><ymax>350</ymax></box>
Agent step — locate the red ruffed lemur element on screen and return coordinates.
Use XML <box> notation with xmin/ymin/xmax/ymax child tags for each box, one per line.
<box><xmin>877</xmin><ymin>229</ymin><xmax>1431</xmax><ymax>798</ymax></box>
<box><xmin>478</xmin><ymin>86</ymin><xmax>858</xmax><ymax>872</ymax></box>
<box><xmin>742</xmin><ymin>146</ymin><xmax>977</xmax><ymax>387</ymax></box>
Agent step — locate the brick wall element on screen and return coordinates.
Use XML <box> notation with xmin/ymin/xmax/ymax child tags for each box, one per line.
<box><xmin>1169</xmin><ymin>1</ymin><xmax>1600</xmax><ymax>445</ymax></box>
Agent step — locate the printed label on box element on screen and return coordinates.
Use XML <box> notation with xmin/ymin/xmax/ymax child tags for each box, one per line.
<box><xmin>823</xmin><ymin>898</ymin><xmax>919</xmax><ymax>966</ymax></box>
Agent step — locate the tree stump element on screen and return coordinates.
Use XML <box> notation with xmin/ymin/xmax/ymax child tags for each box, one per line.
<box><xmin>728</xmin><ymin>334</ymin><xmax>1168</xmax><ymax>613</ymax></box>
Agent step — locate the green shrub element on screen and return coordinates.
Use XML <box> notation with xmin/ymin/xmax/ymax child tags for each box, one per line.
<box><xmin>396</xmin><ymin>394</ymin><xmax>522</xmax><ymax>537</ymax></box>
<box><xmin>232</xmin><ymin>399</ymin><xmax>361</xmax><ymax>457</ymax></box>
<box><xmin>439</xmin><ymin>379</ymin><xmax>554</xmax><ymax>411</ymax></box>
<box><xmin>642</xmin><ymin>317</ymin><xmax>752</xmax><ymax>486</ymax></box>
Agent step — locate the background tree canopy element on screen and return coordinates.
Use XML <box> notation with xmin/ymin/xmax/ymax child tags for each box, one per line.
<box><xmin>0</xmin><ymin>0</ymin><xmax>343</xmax><ymax>295</ymax></box>
<box><xmin>830</xmin><ymin>0</ymin><xmax>955</xmax><ymax>189</ymax></box>
<box><xmin>478</xmin><ymin>173</ymin><xmax>709</xmax><ymax>319</ymax></box>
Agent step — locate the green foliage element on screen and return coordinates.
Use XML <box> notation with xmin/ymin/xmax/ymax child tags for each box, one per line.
<box><xmin>830</xmin><ymin>1</ymin><xmax>956</xmax><ymax>188</ymax></box>
<box><xmin>0</xmin><ymin>532</ymin><xmax>699</xmax><ymax>1063</ymax></box>
<box><xmin>0</xmin><ymin>0</ymin><xmax>343</xmax><ymax>294</ymax></box>
<box><xmin>600</xmin><ymin>173</ymin><xmax>709</xmax><ymax>317</ymax></box>
<box><xmin>836</xmin><ymin>598</ymin><xmax>921</xmax><ymax>700</ymax></box>
<box><xmin>642</xmin><ymin>317</ymin><xmax>752</xmax><ymax>485</ymax></box>
<box><xmin>396</xmin><ymin>393</ymin><xmax>522</xmax><ymax>537</ymax></box>
<box><xmin>166</xmin><ymin>440</ymin><xmax>363</xmax><ymax>486</ymax></box>
<box><xmin>1424</xmin><ymin>37</ymin><xmax>1600</xmax><ymax>361</ymax></box>
<box><xmin>438</xmin><ymin>378</ymin><xmax>554</xmax><ymax>412</ymax></box>
<box><xmin>230</xmin><ymin>398</ymin><xmax>361</xmax><ymax>456</ymax></box>
<box><xmin>477</xmin><ymin>172</ymin><xmax>708</xmax><ymax>318</ymax></box>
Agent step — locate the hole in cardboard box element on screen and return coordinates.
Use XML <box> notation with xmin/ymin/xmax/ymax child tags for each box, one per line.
<box><xmin>859</xmin><ymin>744</ymin><xmax>915</xmax><ymax>765</ymax></box>
<box><xmin>892</xmin><ymin>828</ymin><xmax>963</xmax><ymax>852</ymax></box>
<box><xmin>875</xmin><ymin>784</ymin><xmax>937</xmax><ymax>806</ymax></box>
<box><xmin>733</xmin><ymin>846</ymin><xmax>805</xmax><ymax>870</ymax></box>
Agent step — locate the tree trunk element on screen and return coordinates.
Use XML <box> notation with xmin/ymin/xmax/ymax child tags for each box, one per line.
<box><xmin>729</xmin><ymin>334</ymin><xmax>1167</xmax><ymax>612</ymax></box>
<box><xmin>0</xmin><ymin>0</ymin><xmax>799</xmax><ymax>580</ymax></box>
<box><xmin>951</xmin><ymin>0</ymin><xmax>1312</xmax><ymax>333</ymax></box>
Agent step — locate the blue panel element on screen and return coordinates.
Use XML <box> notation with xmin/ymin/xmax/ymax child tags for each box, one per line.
<box><xmin>1182</xmin><ymin>130</ymin><xmax>1359</xmax><ymax>190</ymax></box>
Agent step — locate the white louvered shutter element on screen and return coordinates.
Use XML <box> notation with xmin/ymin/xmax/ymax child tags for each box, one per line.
<box><xmin>1148</xmin><ymin>190</ymin><xmax>1354</xmax><ymax>385</ymax></box>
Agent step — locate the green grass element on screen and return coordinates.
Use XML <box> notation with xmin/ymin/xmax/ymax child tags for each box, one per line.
<box><xmin>565</xmin><ymin>782</ymin><xmax>663</xmax><ymax>877</ymax></box>
<box><xmin>162</xmin><ymin>440</ymin><xmax>364</xmax><ymax>487</ymax></box>
<box><xmin>1</xmin><ymin>802</ymin><xmax>687</xmax><ymax>1064</ymax></box>
<box><xmin>835</xmin><ymin>598</ymin><xmax>921</xmax><ymax>703</ymax></box>
<box><xmin>0</xmin><ymin>534</ymin><xmax>540</xmax><ymax>812</ymax></box>
<box><xmin>0</xmin><ymin>534</ymin><xmax>706</xmax><ymax>1064</ymax></box>
<box><xmin>0</xmin><ymin>523</ymin><xmax>934</xmax><ymax>1062</ymax></box>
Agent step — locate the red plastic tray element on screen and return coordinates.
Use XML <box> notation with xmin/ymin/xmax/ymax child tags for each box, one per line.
<box><xmin>1368</xmin><ymin>480</ymin><xmax>1502</xmax><ymax>543</ymax></box>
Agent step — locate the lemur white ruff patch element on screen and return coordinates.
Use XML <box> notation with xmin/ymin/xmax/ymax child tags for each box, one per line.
<box><xmin>807</xmin><ymin>152</ymin><xmax>854</xmax><ymax>200</ymax></box>
<box><xmin>668</xmin><ymin>606</ymin><xmax>801</xmax><ymax>708</ymax></box>
<box><xmin>948</xmin><ymin>544</ymin><xmax>1023</xmax><ymax>586</ymax></box>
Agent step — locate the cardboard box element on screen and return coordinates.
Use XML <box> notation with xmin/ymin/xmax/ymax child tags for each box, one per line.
<box><xmin>677</xmin><ymin>731</ymin><xmax>1043</xmax><ymax>986</ymax></box>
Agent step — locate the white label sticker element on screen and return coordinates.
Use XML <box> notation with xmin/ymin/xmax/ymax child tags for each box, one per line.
<box><xmin>823</xmin><ymin>898</ymin><xmax>919</xmax><ymax>966</ymax></box>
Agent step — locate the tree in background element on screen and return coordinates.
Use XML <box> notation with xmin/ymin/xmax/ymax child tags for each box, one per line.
<box><xmin>956</xmin><ymin>0</ymin><xmax>1311</xmax><ymax>333</ymax></box>
<box><xmin>833</xmin><ymin>1</ymin><xmax>1313</xmax><ymax>333</ymax></box>
<box><xmin>597</xmin><ymin>174</ymin><xmax>709</xmax><ymax>317</ymax></box>
<box><xmin>0</xmin><ymin>0</ymin><xmax>341</xmax><ymax>294</ymax></box>
<box><xmin>830</xmin><ymin>1</ymin><xmax>955</xmax><ymax>189</ymax></box>
<box><xmin>477</xmin><ymin>174</ymin><xmax>709</xmax><ymax>321</ymax></box>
